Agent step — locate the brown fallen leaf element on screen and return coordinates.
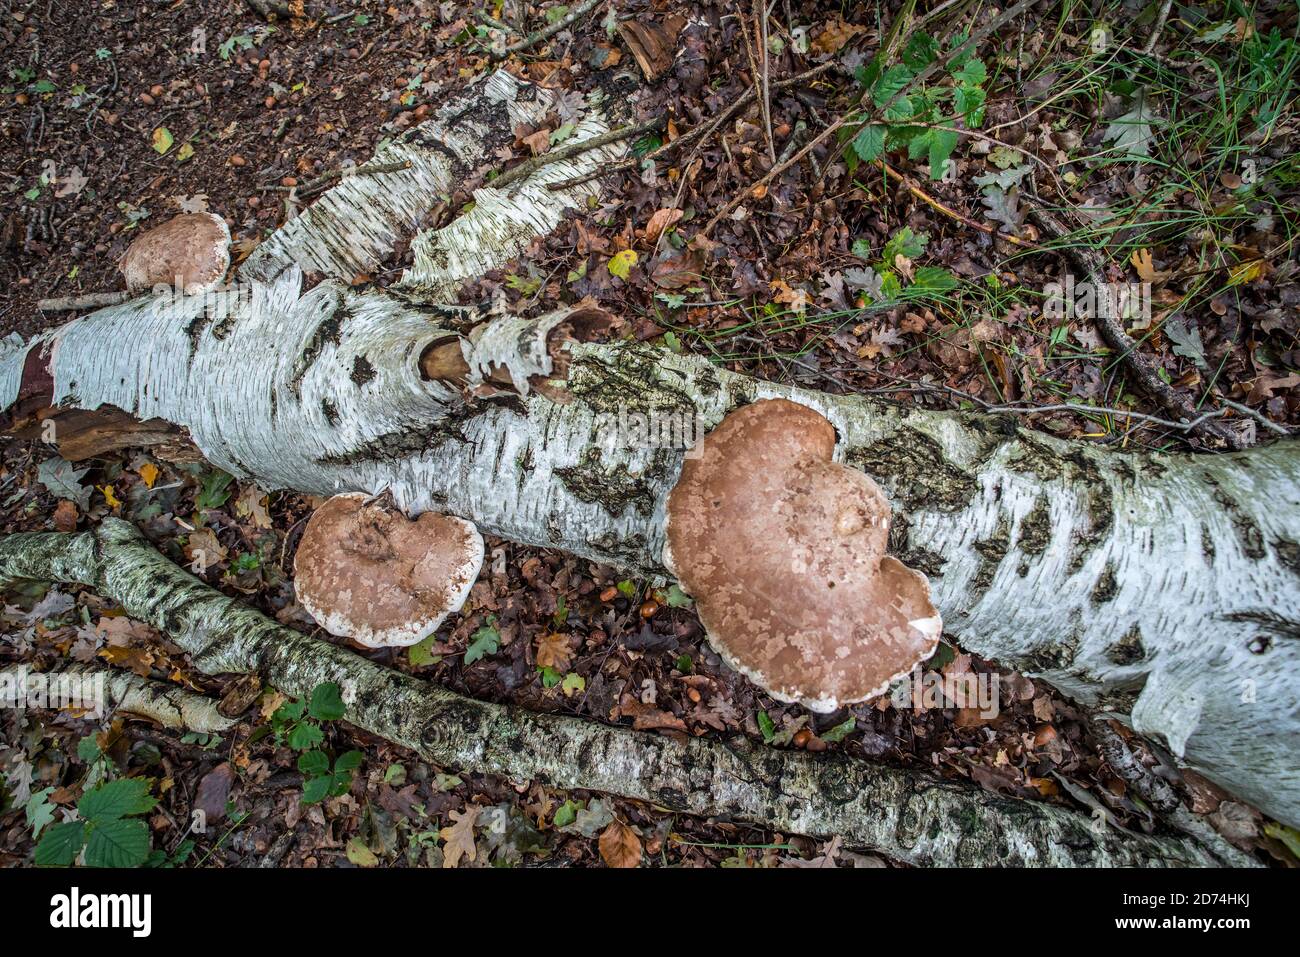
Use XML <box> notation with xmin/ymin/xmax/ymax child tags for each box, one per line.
<box><xmin>1130</xmin><ymin>248</ymin><xmax>1171</xmax><ymax>284</ymax></box>
<box><xmin>617</xmin><ymin>16</ymin><xmax>685</xmax><ymax>81</ymax></box>
<box><xmin>194</xmin><ymin>763</ymin><xmax>235</xmax><ymax>825</ymax></box>
<box><xmin>535</xmin><ymin>631</ymin><xmax>573</xmax><ymax>671</ymax></box>
<box><xmin>53</xmin><ymin>499</ymin><xmax>78</xmax><ymax>532</ymax></box>
<box><xmin>644</xmin><ymin>207</ymin><xmax>683</xmax><ymax>243</ymax></box>
<box><xmin>440</xmin><ymin>805</ymin><xmax>480</xmax><ymax>868</ymax></box>
<box><xmin>598</xmin><ymin>819</ymin><xmax>642</xmax><ymax>868</ymax></box>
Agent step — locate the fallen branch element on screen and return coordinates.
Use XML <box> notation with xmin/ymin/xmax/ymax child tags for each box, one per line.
<box><xmin>490</xmin><ymin>0</ymin><xmax>603</xmax><ymax>61</ymax></box>
<box><xmin>36</xmin><ymin>291</ymin><xmax>129</xmax><ymax>312</ymax></box>
<box><xmin>1027</xmin><ymin>200</ymin><xmax>1243</xmax><ymax>449</ymax></box>
<box><xmin>547</xmin><ymin>62</ymin><xmax>838</xmax><ymax>192</ymax></box>
<box><xmin>0</xmin><ymin>519</ymin><xmax>1229</xmax><ymax>867</ymax></box>
<box><xmin>491</xmin><ymin>117</ymin><xmax>662</xmax><ymax>193</ymax></box>
<box><xmin>0</xmin><ymin>663</ymin><xmax>235</xmax><ymax>734</ymax></box>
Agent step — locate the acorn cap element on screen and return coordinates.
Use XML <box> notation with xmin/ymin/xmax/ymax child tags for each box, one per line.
<box><xmin>663</xmin><ymin>398</ymin><xmax>941</xmax><ymax>712</ymax></box>
<box><xmin>293</xmin><ymin>493</ymin><xmax>484</xmax><ymax>649</ymax></box>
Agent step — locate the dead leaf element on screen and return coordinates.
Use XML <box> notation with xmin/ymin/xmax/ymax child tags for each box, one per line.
<box><xmin>53</xmin><ymin>499</ymin><xmax>78</xmax><ymax>532</ymax></box>
<box><xmin>235</xmin><ymin>485</ymin><xmax>272</xmax><ymax>529</ymax></box>
<box><xmin>439</xmin><ymin>805</ymin><xmax>480</xmax><ymax>868</ymax></box>
<box><xmin>1130</xmin><ymin>248</ymin><xmax>1171</xmax><ymax>284</ymax></box>
<box><xmin>598</xmin><ymin>819</ymin><xmax>642</xmax><ymax>868</ymax></box>
<box><xmin>535</xmin><ymin>632</ymin><xmax>573</xmax><ymax>672</ymax></box>
<box><xmin>644</xmin><ymin>207</ymin><xmax>683</xmax><ymax>243</ymax></box>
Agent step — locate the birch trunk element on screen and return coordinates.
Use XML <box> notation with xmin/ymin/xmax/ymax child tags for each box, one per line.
<box><xmin>5</xmin><ymin>276</ymin><xmax>1298</xmax><ymax>827</ymax></box>
<box><xmin>1</xmin><ymin>67</ymin><xmax>1294</xmax><ymax>829</ymax></box>
<box><xmin>0</xmin><ymin>519</ymin><xmax>1231</xmax><ymax>867</ymax></box>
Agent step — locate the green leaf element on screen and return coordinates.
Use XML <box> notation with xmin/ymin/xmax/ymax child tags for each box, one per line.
<box><xmin>308</xmin><ymin>682</ymin><xmax>346</xmax><ymax>721</ymax></box>
<box><xmin>607</xmin><ymin>249</ymin><xmax>638</xmax><ymax>280</ymax></box>
<box><xmin>674</xmin><ymin>654</ymin><xmax>694</xmax><ymax>673</ymax></box>
<box><xmin>297</xmin><ymin>750</ymin><xmax>329</xmax><ymax>776</ymax></box>
<box><xmin>955</xmin><ymin>83</ymin><xmax>986</xmax><ymax>121</ymax></box>
<box><xmin>928</xmin><ymin>126</ymin><xmax>959</xmax><ymax>180</ymax></box>
<box><xmin>464</xmin><ymin>624</ymin><xmax>501</xmax><ymax>664</ymax></box>
<box><xmin>757</xmin><ymin>710</ymin><xmax>776</xmax><ymax>744</ymax></box>
<box><xmin>553</xmin><ymin>799</ymin><xmax>580</xmax><ymax>828</ymax></box>
<box><xmin>334</xmin><ymin>750</ymin><xmax>364</xmax><ymax>773</ymax></box>
<box><xmin>539</xmin><ymin>665</ymin><xmax>562</xmax><ymax>688</ymax></box>
<box><xmin>910</xmin><ymin>266</ymin><xmax>959</xmax><ymax>293</ymax></box>
<box><xmin>151</xmin><ymin>126</ymin><xmax>174</xmax><ymax>155</ymax></box>
<box><xmin>287</xmin><ymin>721</ymin><xmax>324</xmax><ymax>751</ymax></box>
<box><xmin>195</xmin><ymin>469</ymin><xmax>233</xmax><ymax>510</ymax></box>
<box><xmin>901</xmin><ymin>32</ymin><xmax>938</xmax><ymax>70</ymax></box>
<box><xmin>78</xmin><ymin>778</ymin><xmax>157</xmax><ymax>822</ymax></box>
<box><xmin>31</xmin><ymin>78</ymin><xmax>56</xmax><ymax>94</ymax></box>
<box><xmin>25</xmin><ymin>788</ymin><xmax>57</xmax><ymax>839</ymax></box>
<box><xmin>560</xmin><ymin>672</ymin><xmax>585</xmax><ymax>697</ymax></box>
<box><xmin>953</xmin><ymin>58</ymin><xmax>986</xmax><ymax>85</ymax></box>
<box><xmin>851</xmin><ymin>123</ymin><xmax>885</xmax><ymax>163</ymax></box>
<box><xmin>408</xmin><ymin>634</ymin><xmax>441</xmax><ymax>667</ymax></box>
<box><xmin>616</xmin><ymin>580</ymin><xmax>637</xmax><ymax>600</ymax></box>
<box><xmin>664</xmin><ymin>584</ymin><xmax>693</xmax><ymax>608</ymax></box>
<box><xmin>77</xmin><ymin>735</ymin><xmax>103</xmax><ymax>763</ymax></box>
<box><xmin>883</xmin><ymin>227</ymin><xmax>930</xmax><ymax>262</ymax></box>
<box><xmin>35</xmin><ymin>821</ymin><xmax>86</xmax><ymax>866</ymax></box>
<box><xmin>820</xmin><ymin>716</ymin><xmax>857</xmax><ymax>744</ymax></box>
<box><xmin>906</xmin><ymin>127</ymin><xmax>933</xmax><ymax>161</ymax></box>
<box><xmin>24</xmin><ymin>187</ymin><xmax>40</xmax><ymax>201</ymax></box>
<box><xmin>871</xmin><ymin>64</ymin><xmax>914</xmax><ymax>109</ymax></box>
<box><xmin>274</xmin><ymin>697</ymin><xmax>306</xmax><ymax>722</ymax></box>
<box><xmin>85</xmin><ymin>817</ymin><xmax>151</xmax><ymax>867</ymax></box>
<box><xmin>301</xmin><ymin>775</ymin><xmax>331</xmax><ymax>804</ymax></box>
<box><xmin>346</xmin><ymin>837</ymin><xmax>378</xmax><ymax>867</ymax></box>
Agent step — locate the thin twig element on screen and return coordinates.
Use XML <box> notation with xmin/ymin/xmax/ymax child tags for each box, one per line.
<box><xmin>37</xmin><ymin>291</ymin><xmax>130</xmax><ymax>311</ymax></box>
<box><xmin>490</xmin><ymin>0</ymin><xmax>602</xmax><ymax>61</ymax></box>
<box><xmin>547</xmin><ymin>62</ymin><xmax>837</xmax><ymax>192</ymax></box>
<box><xmin>756</xmin><ymin>0</ymin><xmax>775</xmax><ymax>164</ymax></box>
<box><xmin>879</xmin><ymin>161</ymin><xmax>1043</xmax><ymax>249</ymax></box>
<box><xmin>492</xmin><ymin>118</ymin><xmax>662</xmax><ymax>192</ymax></box>
<box><xmin>1142</xmin><ymin>0</ymin><xmax>1176</xmax><ymax>55</ymax></box>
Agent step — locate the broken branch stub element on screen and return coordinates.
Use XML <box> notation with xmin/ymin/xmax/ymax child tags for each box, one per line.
<box><xmin>664</xmin><ymin>399</ymin><xmax>942</xmax><ymax>712</ymax></box>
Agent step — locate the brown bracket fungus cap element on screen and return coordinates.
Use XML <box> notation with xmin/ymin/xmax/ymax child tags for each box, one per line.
<box><xmin>663</xmin><ymin>398</ymin><xmax>942</xmax><ymax>712</ymax></box>
<box><xmin>119</xmin><ymin>212</ymin><xmax>231</xmax><ymax>295</ymax></box>
<box><xmin>293</xmin><ymin>493</ymin><xmax>485</xmax><ymax>649</ymax></box>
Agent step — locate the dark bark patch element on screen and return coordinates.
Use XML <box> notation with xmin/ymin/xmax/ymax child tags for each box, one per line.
<box><xmin>350</xmin><ymin>355</ymin><xmax>376</xmax><ymax>387</ymax></box>
<box><xmin>1091</xmin><ymin>562</ymin><xmax>1118</xmax><ymax>604</ymax></box>
<box><xmin>1106</xmin><ymin>624</ymin><xmax>1146</xmax><ymax>665</ymax></box>
<box><xmin>1017</xmin><ymin>500</ymin><xmax>1053</xmax><ymax>555</ymax></box>
<box><xmin>555</xmin><ymin>447</ymin><xmax>657</xmax><ymax>517</ymax></box>
<box><xmin>846</xmin><ymin>427</ymin><xmax>978</xmax><ymax>513</ymax></box>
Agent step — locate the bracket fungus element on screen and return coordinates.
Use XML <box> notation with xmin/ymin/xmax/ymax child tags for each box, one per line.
<box><xmin>663</xmin><ymin>399</ymin><xmax>942</xmax><ymax>712</ymax></box>
<box><xmin>293</xmin><ymin>493</ymin><xmax>484</xmax><ymax>649</ymax></box>
<box><xmin>119</xmin><ymin>212</ymin><xmax>232</xmax><ymax>295</ymax></box>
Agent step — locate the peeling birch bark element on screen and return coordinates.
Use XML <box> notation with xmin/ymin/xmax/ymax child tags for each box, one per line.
<box><xmin>0</xmin><ymin>520</ymin><xmax>1233</xmax><ymax>867</ymax></box>
<box><xmin>4</xmin><ymin>281</ymin><xmax>1299</xmax><ymax>828</ymax></box>
<box><xmin>0</xmin><ymin>663</ymin><xmax>235</xmax><ymax>734</ymax></box>
<box><xmin>240</xmin><ymin>69</ymin><xmax>628</xmax><ymax>295</ymax></box>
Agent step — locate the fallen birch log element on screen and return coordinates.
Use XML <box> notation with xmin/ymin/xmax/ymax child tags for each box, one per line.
<box><xmin>4</xmin><ymin>279</ymin><xmax>1297</xmax><ymax>828</ymax></box>
<box><xmin>0</xmin><ymin>519</ymin><xmax>1232</xmax><ymax>867</ymax></box>
<box><xmin>0</xmin><ymin>663</ymin><xmax>235</xmax><ymax>734</ymax></box>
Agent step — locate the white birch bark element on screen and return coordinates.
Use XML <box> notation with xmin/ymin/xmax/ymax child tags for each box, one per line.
<box><xmin>0</xmin><ymin>519</ymin><xmax>1232</xmax><ymax>867</ymax></box>
<box><xmin>1</xmin><ymin>64</ymin><xmax>1294</xmax><ymax>831</ymax></box>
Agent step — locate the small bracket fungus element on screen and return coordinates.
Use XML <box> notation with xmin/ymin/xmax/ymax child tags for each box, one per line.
<box><xmin>119</xmin><ymin>212</ymin><xmax>232</xmax><ymax>295</ymax></box>
<box><xmin>663</xmin><ymin>399</ymin><xmax>942</xmax><ymax>712</ymax></box>
<box><xmin>293</xmin><ymin>493</ymin><xmax>485</xmax><ymax>648</ymax></box>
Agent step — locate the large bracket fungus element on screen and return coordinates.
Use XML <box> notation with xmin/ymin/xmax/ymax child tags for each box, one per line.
<box><xmin>293</xmin><ymin>493</ymin><xmax>484</xmax><ymax>649</ymax></box>
<box><xmin>663</xmin><ymin>398</ymin><xmax>942</xmax><ymax>712</ymax></box>
<box><xmin>119</xmin><ymin>212</ymin><xmax>232</xmax><ymax>295</ymax></box>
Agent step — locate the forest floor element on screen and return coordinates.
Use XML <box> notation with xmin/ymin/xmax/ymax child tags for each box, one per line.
<box><xmin>0</xmin><ymin>0</ymin><xmax>1297</xmax><ymax>868</ymax></box>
